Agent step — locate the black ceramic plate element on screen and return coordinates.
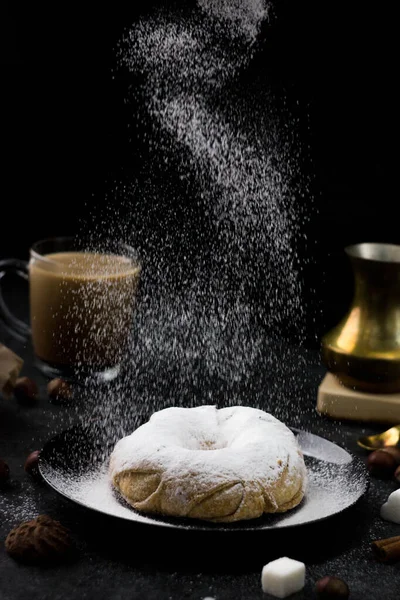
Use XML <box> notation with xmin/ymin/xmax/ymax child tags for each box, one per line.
<box><xmin>39</xmin><ymin>424</ymin><xmax>368</xmax><ymax>532</ymax></box>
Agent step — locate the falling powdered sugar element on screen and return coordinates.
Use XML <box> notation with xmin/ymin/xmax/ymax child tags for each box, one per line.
<box><xmin>76</xmin><ymin>0</ymin><xmax>316</xmax><ymax>446</ymax></box>
<box><xmin>198</xmin><ymin>0</ymin><xmax>270</xmax><ymax>40</ymax></box>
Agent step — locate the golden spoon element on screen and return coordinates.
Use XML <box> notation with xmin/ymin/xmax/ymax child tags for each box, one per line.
<box><xmin>357</xmin><ymin>425</ymin><xmax>400</xmax><ymax>451</ymax></box>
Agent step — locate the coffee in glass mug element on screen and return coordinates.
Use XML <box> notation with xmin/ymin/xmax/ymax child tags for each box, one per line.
<box><xmin>0</xmin><ymin>237</ymin><xmax>141</xmax><ymax>381</ymax></box>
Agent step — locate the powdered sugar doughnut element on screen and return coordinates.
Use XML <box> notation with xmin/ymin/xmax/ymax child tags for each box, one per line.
<box><xmin>109</xmin><ymin>405</ymin><xmax>307</xmax><ymax>523</ymax></box>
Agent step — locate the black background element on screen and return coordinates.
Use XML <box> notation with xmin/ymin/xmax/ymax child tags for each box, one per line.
<box><xmin>1</xmin><ymin>7</ymin><xmax>400</xmax><ymax>599</ymax></box>
<box><xmin>1</xmin><ymin>0</ymin><xmax>399</xmax><ymax>347</ymax></box>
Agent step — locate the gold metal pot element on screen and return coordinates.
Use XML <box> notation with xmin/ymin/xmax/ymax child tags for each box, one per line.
<box><xmin>321</xmin><ymin>243</ymin><xmax>400</xmax><ymax>393</ymax></box>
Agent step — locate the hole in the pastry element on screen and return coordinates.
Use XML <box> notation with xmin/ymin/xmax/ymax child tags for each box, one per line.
<box><xmin>198</xmin><ymin>439</ymin><xmax>226</xmax><ymax>450</ymax></box>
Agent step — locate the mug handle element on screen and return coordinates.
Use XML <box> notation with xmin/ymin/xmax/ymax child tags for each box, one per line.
<box><xmin>0</xmin><ymin>259</ymin><xmax>31</xmax><ymax>341</ymax></box>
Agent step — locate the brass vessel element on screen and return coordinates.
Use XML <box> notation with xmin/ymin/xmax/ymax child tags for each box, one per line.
<box><xmin>321</xmin><ymin>243</ymin><xmax>400</xmax><ymax>393</ymax></box>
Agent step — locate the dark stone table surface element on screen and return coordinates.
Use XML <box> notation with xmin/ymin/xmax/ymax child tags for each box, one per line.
<box><xmin>1</xmin><ymin>324</ymin><xmax>400</xmax><ymax>600</ymax></box>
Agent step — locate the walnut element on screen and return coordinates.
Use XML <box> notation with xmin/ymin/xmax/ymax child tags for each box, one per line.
<box><xmin>5</xmin><ymin>515</ymin><xmax>74</xmax><ymax>564</ymax></box>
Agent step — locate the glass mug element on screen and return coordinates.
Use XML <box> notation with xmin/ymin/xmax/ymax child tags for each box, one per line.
<box><xmin>0</xmin><ymin>237</ymin><xmax>141</xmax><ymax>382</ymax></box>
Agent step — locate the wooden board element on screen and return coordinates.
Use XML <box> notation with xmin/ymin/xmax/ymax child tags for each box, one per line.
<box><xmin>317</xmin><ymin>372</ymin><xmax>400</xmax><ymax>424</ymax></box>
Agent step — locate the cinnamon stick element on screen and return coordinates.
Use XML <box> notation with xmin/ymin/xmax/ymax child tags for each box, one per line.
<box><xmin>371</xmin><ymin>536</ymin><xmax>400</xmax><ymax>562</ymax></box>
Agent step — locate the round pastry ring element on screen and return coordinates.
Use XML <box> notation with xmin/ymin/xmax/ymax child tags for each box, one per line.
<box><xmin>39</xmin><ymin>424</ymin><xmax>369</xmax><ymax>532</ymax></box>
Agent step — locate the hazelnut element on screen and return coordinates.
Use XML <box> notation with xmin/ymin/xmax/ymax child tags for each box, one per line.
<box><xmin>381</xmin><ymin>446</ymin><xmax>400</xmax><ymax>466</ymax></box>
<box><xmin>24</xmin><ymin>450</ymin><xmax>41</xmax><ymax>480</ymax></box>
<box><xmin>5</xmin><ymin>515</ymin><xmax>74</xmax><ymax>564</ymax></box>
<box><xmin>14</xmin><ymin>377</ymin><xmax>38</xmax><ymax>402</ymax></box>
<box><xmin>0</xmin><ymin>458</ymin><xmax>10</xmax><ymax>485</ymax></box>
<box><xmin>395</xmin><ymin>465</ymin><xmax>400</xmax><ymax>483</ymax></box>
<box><xmin>315</xmin><ymin>576</ymin><xmax>349</xmax><ymax>599</ymax></box>
<box><xmin>47</xmin><ymin>378</ymin><xmax>72</xmax><ymax>404</ymax></box>
<box><xmin>367</xmin><ymin>449</ymin><xmax>397</xmax><ymax>478</ymax></box>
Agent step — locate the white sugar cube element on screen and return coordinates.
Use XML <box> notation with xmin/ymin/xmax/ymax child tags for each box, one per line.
<box><xmin>381</xmin><ymin>489</ymin><xmax>400</xmax><ymax>524</ymax></box>
<box><xmin>386</xmin><ymin>489</ymin><xmax>400</xmax><ymax>505</ymax></box>
<box><xmin>261</xmin><ymin>556</ymin><xmax>305</xmax><ymax>598</ymax></box>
